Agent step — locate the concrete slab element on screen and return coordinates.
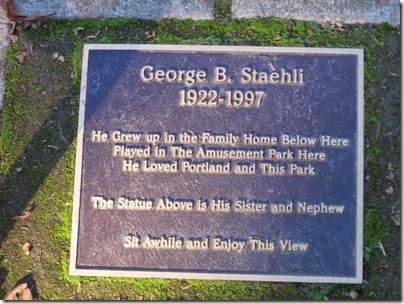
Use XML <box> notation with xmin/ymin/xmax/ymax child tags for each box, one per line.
<box><xmin>232</xmin><ymin>0</ymin><xmax>400</xmax><ymax>26</ymax></box>
<box><xmin>13</xmin><ymin>0</ymin><xmax>215</xmax><ymax>20</ymax></box>
<box><xmin>0</xmin><ymin>6</ymin><xmax>10</xmax><ymax>110</ymax></box>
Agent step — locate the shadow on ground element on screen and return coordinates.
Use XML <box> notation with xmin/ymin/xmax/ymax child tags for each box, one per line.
<box><xmin>0</xmin><ymin>35</ymin><xmax>78</xmax><ymax>297</ymax></box>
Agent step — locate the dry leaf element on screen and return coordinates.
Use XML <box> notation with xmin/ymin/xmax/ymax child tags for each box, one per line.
<box><xmin>10</xmin><ymin>34</ymin><xmax>18</xmax><ymax>44</ymax></box>
<box><xmin>87</xmin><ymin>31</ymin><xmax>100</xmax><ymax>39</ymax></box>
<box><xmin>13</xmin><ymin>211</ymin><xmax>32</xmax><ymax>220</ymax></box>
<box><xmin>274</xmin><ymin>284</ymin><xmax>284</xmax><ymax>292</ymax></box>
<box><xmin>348</xmin><ymin>290</ymin><xmax>358</xmax><ymax>300</ymax></box>
<box><xmin>15</xmin><ymin>44</ymin><xmax>33</xmax><ymax>64</ymax></box>
<box><xmin>334</xmin><ymin>21</ymin><xmax>344</xmax><ymax>28</ymax></box>
<box><xmin>273</xmin><ymin>34</ymin><xmax>281</xmax><ymax>41</ymax></box>
<box><xmin>387</xmin><ymin>162</ymin><xmax>394</xmax><ymax>171</ymax></box>
<box><xmin>73</xmin><ymin>27</ymin><xmax>84</xmax><ymax>36</ymax></box>
<box><xmin>389</xmin><ymin>71</ymin><xmax>398</xmax><ymax>77</ymax></box>
<box><xmin>27</xmin><ymin>43</ymin><xmax>34</xmax><ymax>55</ymax></box>
<box><xmin>15</xmin><ymin>166</ymin><xmax>23</xmax><ymax>172</ymax></box>
<box><xmin>22</xmin><ymin>242</ymin><xmax>31</xmax><ymax>255</ymax></box>
<box><xmin>391</xmin><ymin>208</ymin><xmax>400</xmax><ymax>226</ymax></box>
<box><xmin>57</xmin><ymin>55</ymin><xmax>65</xmax><ymax>62</ymax></box>
<box><xmin>65</xmin><ymin>202</ymin><xmax>71</xmax><ymax>207</ymax></box>
<box><xmin>369</xmin><ymin>291</ymin><xmax>377</xmax><ymax>298</ymax></box>
<box><xmin>20</xmin><ymin>211</ymin><xmax>32</xmax><ymax>219</ymax></box>
<box><xmin>31</xmin><ymin>21</ymin><xmax>41</xmax><ymax>29</ymax></box>
<box><xmin>90</xmin><ymin>252</ymin><xmax>97</xmax><ymax>258</ymax></box>
<box><xmin>23</xmin><ymin>20</ymin><xmax>31</xmax><ymax>29</ymax></box>
<box><xmin>77</xmin><ymin>282</ymin><xmax>82</xmax><ymax>293</ymax></box>
<box><xmin>182</xmin><ymin>284</ymin><xmax>192</xmax><ymax>290</ymax></box>
<box><xmin>52</xmin><ymin>52</ymin><xmax>59</xmax><ymax>60</ymax></box>
<box><xmin>386</xmin><ymin>170</ymin><xmax>394</xmax><ymax>180</ymax></box>
<box><xmin>320</xmin><ymin>21</ymin><xmax>332</xmax><ymax>29</ymax></box>
<box><xmin>16</xmin><ymin>54</ymin><xmax>26</xmax><ymax>64</ymax></box>
<box><xmin>47</xmin><ymin>144</ymin><xmax>59</xmax><ymax>150</ymax></box>
<box><xmin>146</xmin><ymin>31</ymin><xmax>156</xmax><ymax>39</ymax></box>
<box><xmin>21</xmin><ymin>51</ymin><xmax>29</xmax><ymax>58</ymax></box>
<box><xmin>391</xmin><ymin>213</ymin><xmax>400</xmax><ymax>226</ymax></box>
<box><xmin>385</xmin><ymin>186</ymin><xmax>393</xmax><ymax>195</ymax></box>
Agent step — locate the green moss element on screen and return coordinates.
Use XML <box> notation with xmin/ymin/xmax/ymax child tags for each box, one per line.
<box><xmin>151</xmin><ymin>32</ymin><xmax>184</xmax><ymax>44</ymax></box>
<box><xmin>363</xmin><ymin>208</ymin><xmax>385</xmax><ymax>262</ymax></box>
<box><xmin>378</xmin><ymin>23</ymin><xmax>394</xmax><ymax>34</ymax></box>
<box><xmin>0</xmin><ymin>104</ymin><xmax>16</xmax><ymax>171</ymax></box>
<box><xmin>0</xmin><ymin>46</ymin><xmax>24</xmax><ymax>174</ymax></box>
<box><xmin>215</xmin><ymin>0</ymin><xmax>231</xmax><ymax>20</ymax></box>
<box><xmin>295</xmin><ymin>20</ymin><xmax>311</xmax><ymax>35</ymax></box>
<box><xmin>71</xmin><ymin>45</ymin><xmax>83</xmax><ymax>88</ymax></box>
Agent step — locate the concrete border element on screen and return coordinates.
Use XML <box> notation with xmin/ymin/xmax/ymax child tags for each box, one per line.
<box><xmin>232</xmin><ymin>0</ymin><xmax>400</xmax><ymax>26</ymax></box>
<box><xmin>0</xmin><ymin>6</ymin><xmax>10</xmax><ymax>110</ymax></box>
<box><xmin>13</xmin><ymin>0</ymin><xmax>215</xmax><ymax>20</ymax></box>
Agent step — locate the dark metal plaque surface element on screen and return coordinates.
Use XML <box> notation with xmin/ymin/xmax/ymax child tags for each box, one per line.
<box><xmin>70</xmin><ymin>45</ymin><xmax>363</xmax><ymax>283</ymax></box>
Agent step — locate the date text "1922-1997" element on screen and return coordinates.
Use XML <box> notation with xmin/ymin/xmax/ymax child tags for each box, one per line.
<box><xmin>179</xmin><ymin>89</ymin><xmax>266</xmax><ymax>108</ymax></box>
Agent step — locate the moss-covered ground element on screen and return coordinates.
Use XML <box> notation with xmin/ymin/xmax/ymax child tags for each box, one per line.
<box><xmin>0</xmin><ymin>2</ymin><xmax>400</xmax><ymax>300</ymax></box>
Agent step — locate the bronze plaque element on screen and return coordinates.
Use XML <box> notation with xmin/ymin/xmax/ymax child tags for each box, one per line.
<box><xmin>70</xmin><ymin>45</ymin><xmax>364</xmax><ymax>283</ymax></box>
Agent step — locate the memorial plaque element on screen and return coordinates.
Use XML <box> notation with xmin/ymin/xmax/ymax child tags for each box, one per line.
<box><xmin>70</xmin><ymin>45</ymin><xmax>363</xmax><ymax>283</ymax></box>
